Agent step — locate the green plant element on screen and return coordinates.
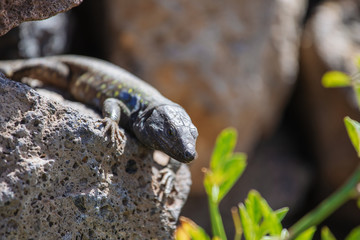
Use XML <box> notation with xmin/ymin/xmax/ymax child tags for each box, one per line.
<box><xmin>203</xmin><ymin>128</ymin><xmax>246</xmax><ymax>239</ymax></box>
<box><xmin>175</xmin><ymin>128</ymin><xmax>317</xmax><ymax>240</ymax></box>
<box><xmin>176</xmin><ymin>63</ymin><xmax>360</xmax><ymax>240</ymax></box>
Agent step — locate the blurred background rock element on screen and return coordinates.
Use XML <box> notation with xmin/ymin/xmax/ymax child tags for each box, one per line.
<box><xmin>1</xmin><ymin>0</ymin><xmax>359</xmax><ymax>238</ymax></box>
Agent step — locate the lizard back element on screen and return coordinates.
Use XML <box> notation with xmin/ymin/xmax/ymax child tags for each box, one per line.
<box><xmin>56</xmin><ymin>55</ymin><xmax>173</xmax><ymax>113</ymax></box>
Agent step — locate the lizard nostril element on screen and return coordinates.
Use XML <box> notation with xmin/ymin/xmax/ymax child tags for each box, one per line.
<box><xmin>184</xmin><ymin>150</ymin><xmax>196</xmax><ymax>161</ymax></box>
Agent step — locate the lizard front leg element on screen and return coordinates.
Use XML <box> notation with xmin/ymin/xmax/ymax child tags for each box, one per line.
<box><xmin>99</xmin><ymin>98</ymin><xmax>130</xmax><ymax>146</ymax></box>
<box><xmin>153</xmin><ymin>151</ymin><xmax>183</xmax><ymax>202</ymax></box>
<box><xmin>158</xmin><ymin>158</ymin><xmax>182</xmax><ymax>198</ymax></box>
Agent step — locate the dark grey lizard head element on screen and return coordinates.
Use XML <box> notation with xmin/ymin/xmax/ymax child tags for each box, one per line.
<box><xmin>133</xmin><ymin>105</ymin><xmax>198</xmax><ymax>163</ymax></box>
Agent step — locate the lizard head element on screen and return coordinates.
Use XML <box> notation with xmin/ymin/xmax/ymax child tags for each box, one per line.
<box><xmin>133</xmin><ymin>105</ymin><xmax>198</xmax><ymax>163</ymax></box>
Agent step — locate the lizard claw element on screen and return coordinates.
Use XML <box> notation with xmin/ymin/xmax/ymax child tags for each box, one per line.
<box><xmin>157</xmin><ymin>168</ymin><xmax>176</xmax><ymax>202</ymax></box>
<box><xmin>98</xmin><ymin>117</ymin><xmax>126</xmax><ymax>146</ymax></box>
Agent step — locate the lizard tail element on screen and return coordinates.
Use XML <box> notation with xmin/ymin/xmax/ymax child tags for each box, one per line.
<box><xmin>0</xmin><ymin>58</ymin><xmax>70</xmax><ymax>90</ymax></box>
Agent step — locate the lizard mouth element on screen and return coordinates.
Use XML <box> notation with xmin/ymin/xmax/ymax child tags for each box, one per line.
<box><xmin>182</xmin><ymin>143</ymin><xmax>197</xmax><ymax>162</ymax></box>
<box><xmin>181</xmin><ymin>151</ymin><xmax>197</xmax><ymax>163</ymax></box>
<box><xmin>166</xmin><ymin>143</ymin><xmax>197</xmax><ymax>163</ymax></box>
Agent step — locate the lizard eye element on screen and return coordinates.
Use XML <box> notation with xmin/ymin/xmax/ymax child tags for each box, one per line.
<box><xmin>167</xmin><ymin>126</ymin><xmax>177</xmax><ymax>138</ymax></box>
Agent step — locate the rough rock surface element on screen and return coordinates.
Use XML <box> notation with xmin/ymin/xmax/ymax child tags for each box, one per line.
<box><xmin>0</xmin><ymin>0</ymin><xmax>82</xmax><ymax>36</ymax></box>
<box><xmin>300</xmin><ymin>0</ymin><xmax>360</xmax><ymax>192</ymax></box>
<box><xmin>104</xmin><ymin>0</ymin><xmax>307</xmax><ymax>192</ymax></box>
<box><xmin>0</xmin><ymin>75</ymin><xmax>191</xmax><ymax>239</ymax></box>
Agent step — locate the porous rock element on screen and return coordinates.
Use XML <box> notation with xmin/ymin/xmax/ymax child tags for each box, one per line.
<box><xmin>104</xmin><ymin>0</ymin><xmax>307</xmax><ymax>192</ymax></box>
<box><xmin>0</xmin><ymin>0</ymin><xmax>82</xmax><ymax>36</ymax></box>
<box><xmin>0</xmin><ymin>75</ymin><xmax>191</xmax><ymax>239</ymax></box>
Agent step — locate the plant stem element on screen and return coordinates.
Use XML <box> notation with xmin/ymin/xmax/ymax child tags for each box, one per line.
<box><xmin>288</xmin><ymin>165</ymin><xmax>360</xmax><ymax>239</ymax></box>
<box><xmin>231</xmin><ymin>207</ymin><xmax>242</xmax><ymax>240</ymax></box>
<box><xmin>209</xmin><ymin>198</ymin><xmax>227</xmax><ymax>240</ymax></box>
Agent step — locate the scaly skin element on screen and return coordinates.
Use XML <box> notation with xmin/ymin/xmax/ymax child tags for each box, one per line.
<box><xmin>0</xmin><ymin>55</ymin><xmax>198</xmax><ymax>163</ymax></box>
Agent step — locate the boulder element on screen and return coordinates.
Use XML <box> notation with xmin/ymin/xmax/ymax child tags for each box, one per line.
<box><xmin>300</xmin><ymin>0</ymin><xmax>360</xmax><ymax>192</ymax></box>
<box><xmin>0</xmin><ymin>75</ymin><xmax>191</xmax><ymax>239</ymax></box>
<box><xmin>103</xmin><ymin>0</ymin><xmax>307</xmax><ymax>192</ymax></box>
<box><xmin>0</xmin><ymin>0</ymin><xmax>82</xmax><ymax>36</ymax></box>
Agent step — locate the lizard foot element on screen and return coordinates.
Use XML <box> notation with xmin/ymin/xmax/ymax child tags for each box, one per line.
<box><xmin>98</xmin><ymin>117</ymin><xmax>126</xmax><ymax>146</ymax></box>
<box><xmin>156</xmin><ymin>168</ymin><xmax>176</xmax><ymax>202</ymax></box>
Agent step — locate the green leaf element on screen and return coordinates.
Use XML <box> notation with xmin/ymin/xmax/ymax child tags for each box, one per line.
<box><xmin>204</xmin><ymin>128</ymin><xmax>247</xmax><ymax>204</ymax></box>
<box><xmin>274</xmin><ymin>207</ymin><xmax>289</xmax><ymax>222</ymax></box>
<box><xmin>346</xmin><ymin>226</ymin><xmax>360</xmax><ymax>240</ymax></box>
<box><xmin>321</xmin><ymin>226</ymin><xmax>336</xmax><ymax>240</ymax></box>
<box><xmin>237</xmin><ymin>190</ymin><xmax>290</xmax><ymax>240</ymax></box>
<box><xmin>239</xmin><ymin>203</ymin><xmax>257</xmax><ymax>240</ymax></box>
<box><xmin>241</xmin><ymin>190</ymin><xmax>288</xmax><ymax>239</ymax></box>
<box><xmin>245</xmin><ymin>190</ymin><xmax>263</xmax><ymax>225</ymax></box>
<box><xmin>217</xmin><ymin>153</ymin><xmax>247</xmax><ymax>202</ymax></box>
<box><xmin>322</xmin><ymin>71</ymin><xmax>351</xmax><ymax>88</ymax></box>
<box><xmin>344</xmin><ymin>116</ymin><xmax>360</xmax><ymax>157</ymax></box>
<box><xmin>210</xmin><ymin>128</ymin><xmax>237</xmax><ymax>171</ymax></box>
<box><xmin>258</xmin><ymin>197</ymin><xmax>282</xmax><ymax>236</ymax></box>
<box><xmin>294</xmin><ymin>227</ymin><xmax>316</xmax><ymax>240</ymax></box>
<box><xmin>204</xmin><ymin>128</ymin><xmax>248</xmax><ymax>240</ymax></box>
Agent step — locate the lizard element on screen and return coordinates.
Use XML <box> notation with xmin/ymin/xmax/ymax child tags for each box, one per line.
<box><xmin>0</xmin><ymin>55</ymin><xmax>198</xmax><ymax>188</ymax></box>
